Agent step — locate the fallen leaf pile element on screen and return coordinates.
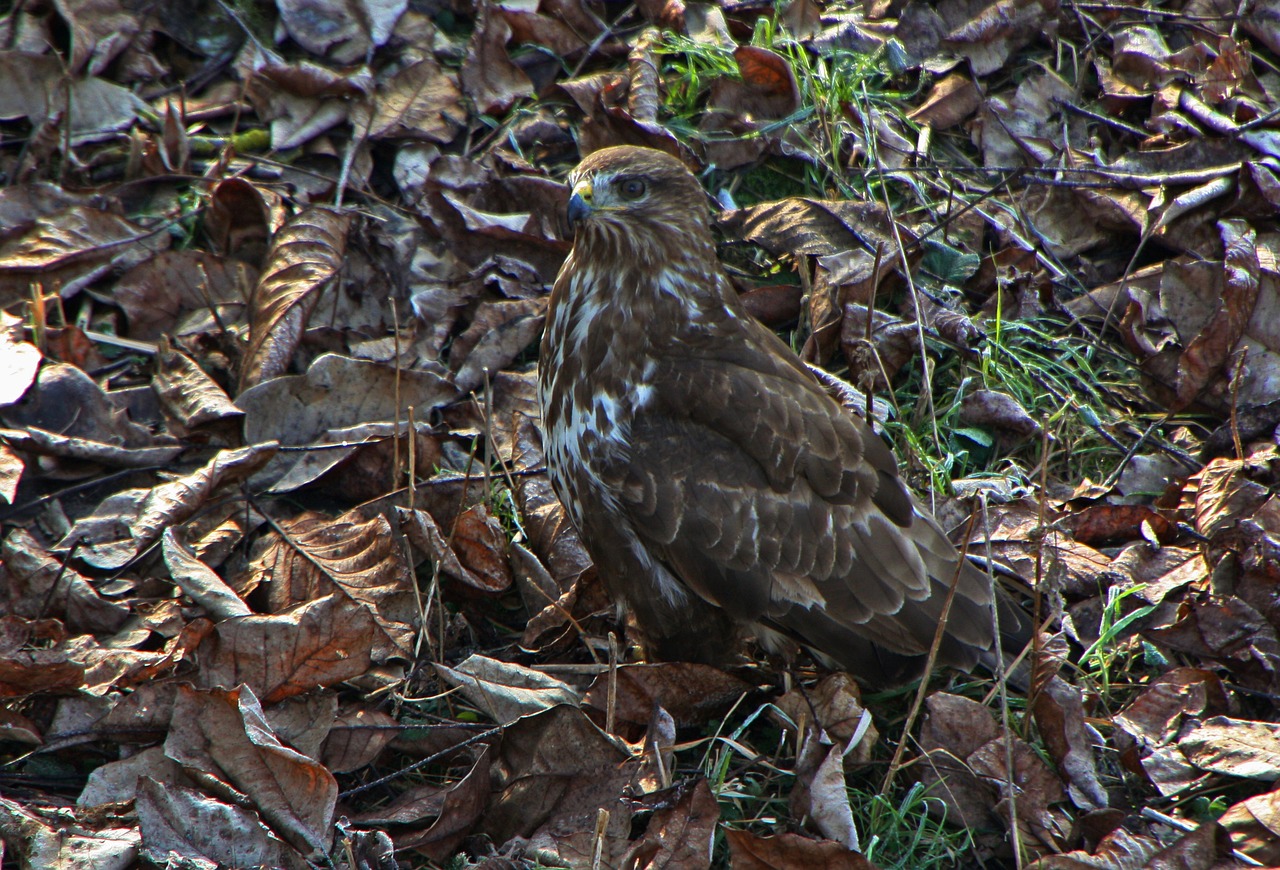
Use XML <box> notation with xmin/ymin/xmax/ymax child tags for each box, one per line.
<box><xmin>2</xmin><ymin>0</ymin><xmax>1280</xmax><ymax>868</ymax></box>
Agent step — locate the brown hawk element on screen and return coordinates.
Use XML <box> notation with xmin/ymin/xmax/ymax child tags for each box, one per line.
<box><xmin>538</xmin><ymin>145</ymin><xmax>1029</xmax><ymax>686</ymax></box>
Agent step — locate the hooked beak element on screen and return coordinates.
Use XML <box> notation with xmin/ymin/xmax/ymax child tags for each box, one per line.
<box><xmin>567</xmin><ymin>178</ymin><xmax>592</xmax><ymax>224</ymax></box>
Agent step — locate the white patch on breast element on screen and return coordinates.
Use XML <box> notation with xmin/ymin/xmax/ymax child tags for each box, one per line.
<box><xmin>657</xmin><ymin>268</ymin><xmax>704</xmax><ymax>319</ymax></box>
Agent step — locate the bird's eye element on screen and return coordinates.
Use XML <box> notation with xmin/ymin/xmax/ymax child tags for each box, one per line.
<box><xmin>619</xmin><ymin>178</ymin><xmax>647</xmax><ymax>199</ymax></box>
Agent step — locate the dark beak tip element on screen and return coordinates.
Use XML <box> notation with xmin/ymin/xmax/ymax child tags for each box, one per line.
<box><xmin>567</xmin><ymin>192</ymin><xmax>591</xmax><ymax>224</ymax></box>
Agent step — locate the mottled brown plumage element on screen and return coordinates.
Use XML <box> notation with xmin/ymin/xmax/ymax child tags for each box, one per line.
<box><xmin>538</xmin><ymin>145</ymin><xmax>1028</xmax><ymax>686</ymax></box>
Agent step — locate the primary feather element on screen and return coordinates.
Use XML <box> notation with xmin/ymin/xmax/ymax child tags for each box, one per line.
<box><xmin>538</xmin><ymin>145</ymin><xmax>1028</xmax><ymax>686</ymax></box>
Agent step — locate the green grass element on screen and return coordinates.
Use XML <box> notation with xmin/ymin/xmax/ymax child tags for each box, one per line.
<box><xmin>657</xmin><ymin>18</ymin><xmax>921</xmax><ymax>203</ymax></box>
<box><xmin>855</xmin><ymin>782</ymin><xmax>975</xmax><ymax>870</ymax></box>
<box><xmin>882</xmin><ymin>311</ymin><xmax>1145</xmax><ymax>495</ymax></box>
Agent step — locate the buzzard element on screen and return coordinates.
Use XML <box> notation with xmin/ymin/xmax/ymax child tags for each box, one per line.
<box><xmin>538</xmin><ymin>145</ymin><xmax>1028</xmax><ymax>686</ymax></box>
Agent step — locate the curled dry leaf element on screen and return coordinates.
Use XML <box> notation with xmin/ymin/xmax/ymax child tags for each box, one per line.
<box><xmin>161</xmin><ymin>527</ymin><xmax>252</xmax><ymax>622</ymax></box>
<box><xmin>0</xmin><ymin>425</ymin><xmax>184</xmax><ymax>469</ymax></box>
<box><xmin>460</xmin><ymin>0</ymin><xmax>534</xmax><ymax>115</ymax></box>
<box><xmin>204</xmin><ymin>177</ymin><xmax>280</xmax><ymax>264</ymax></box>
<box><xmin>57</xmin><ymin>443</ymin><xmax>277</xmax><ymax>570</ymax></box>
<box><xmin>152</xmin><ymin>339</ymin><xmax>243</xmax><ymax>432</ymax></box>
<box><xmin>908</xmin><ymin>71</ymin><xmax>983</xmax><ymax>129</ymax></box>
<box><xmin>435</xmin><ymin>654</ymin><xmax>579</xmax><ymax>725</ymax></box>
<box><xmin>0</xmin><ymin>203</ymin><xmax>167</xmax><ymax>310</ymax></box>
<box><xmin>3</xmin><ymin>527</ymin><xmax>132</xmax><ymax>634</ymax></box>
<box><xmin>1174</xmin><ymin>220</ymin><xmax>1261</xmax><ymax>408</ymax></box>
<box><xmin>401</xmin><ymin>506</ymin><xmax>513</xmax><ymax>595</ymax></box>
<box><xmin>791</xmin><ymin>724</ymin><xmax>859</xmax><ymax>850</ymax></box>
<box><xmin>135</xmin><ymin>777</ymin><xmax>301</xmax><ymax>869</ymax></box>
<box><xmin>958</xmin><ymin>388</ymin><xmax>1043</xmax><ymax>442</ymax></box>
<box><xmin>239</xmin><ymin>207</ymin><xmax>352</xmax><ymax>391</ymax></box>
<box><xmin>1033</xmin><ymin>676</ymin><xmax>1109</xmax><ymax>811</ymax></box>
<box><xmin>774</xmin><ymin>672</ymin><xmax>878</xmax><ymax>762</ymax></box>
<box><xmin>164</xmin><ymin>684</ymin><xmax>337</xmax><ymax>858</ymax></box>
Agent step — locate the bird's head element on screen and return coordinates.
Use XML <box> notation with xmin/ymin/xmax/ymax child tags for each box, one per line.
<box><xmin>565</xmin><ymin>146</ymin><xmax>714</xmax><ymax>260</ymax></box>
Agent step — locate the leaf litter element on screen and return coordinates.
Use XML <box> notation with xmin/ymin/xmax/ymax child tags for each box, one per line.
<box><xmin>1</xmin><ymin>0</ymin><xmax>1280</xmax><ymax>868</ymax></box>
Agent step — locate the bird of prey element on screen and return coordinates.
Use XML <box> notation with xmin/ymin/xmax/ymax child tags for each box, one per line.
<box><xmin>538</xmin><ymin>145</ymin><xmax>1028</xmax><ymax>687</ymax></box>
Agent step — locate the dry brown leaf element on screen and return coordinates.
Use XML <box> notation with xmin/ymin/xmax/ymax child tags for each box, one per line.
<box><xmin>152</xmin><ymin>339</ymin><xmax>243</xmax><ymax>432</ymax></box>
<box><xmin>773</xmin><ymin>672</ymin><xmax>878</xmax><ymax>761</ymax></box>
<box><xmin>195</xmin><ymin>593</ymin><xmax>377</xmax><ymax>703</ymax></box>
<box><xmin>907</xmin><ymin>72</ymin><xmax>983</xmax><ymax>129</ymax></box>
<box><xmin>436</xmin><ymin>655</ymin><xmax>579</xmax><ymax>724</ymax></box>
<box><xmin>57</xmin><ymin>443</ymin><xmax>277</xmax><ymax>570</ymax></box>
<box><xmin>0</xmin><ymin>425</ymin><xmax>184</xmax><ymax>470</ymax></box>
<box><xmin>277</xmin><ymin>0</ymin><xmax>405</xmax><ymax>63</ymax></box>
<box><xmin>402</xmin><ymin>507</ymin><xmax>513</xmax><ymax>595</ymax></box>
<box><xmin>583</xmin><ymin>662</ymin><xmax>754</xmax><ymax>733</ymax></box>
<box><xmin>135</xmin><ymin>777</ymin><xmax>303</xmax><ymax>869</ymax></box>
<box><xmin>482</xmin><ymin>704</ymin><xmax>643</xmax><ymax>861</ymax></box>
<box><xmin>1220</xmin><ymin>788</ymin><xmax>1280</xmax><ymax>865</ymax></box>
<box><xmin>359</xmin><ymin>57</ymin><xmax>464</xmax><ymax>142</ymax></box>
<box><xmin>164</xmin><ymin>684</ymin><xmax>336</xmax><ymax>857</ymax></box>
<box><xmin>50</xmin><ymin>0</ymin><xmax>140</xmax><ymax>74</ymax></box>
<box><xmin>1174</xmin><ymin>220</ymin><xmax>1261</xmax><ymax>408</ymax></box>
<box><xmin>1180</xmin><ymin>716</ymin><xmax>1280</xmax><ymax>781</ymax></box>
<box><xmin>3</xmin><ymin>527</ymin><xmax>131</xmax><ymax>633</ymax></box>
<box><xmin>0</xmin><ymin>52</ymin><xmax>148</xmax><ymax>146</ymax></box>
<box><xmin>1033</xmin><ymin>676</ymin><xmax>1108</xmax><ymax>811</ymax></box>
<box><xmin>1115</xmin><ymin>667</ymin><xmax>1230</xmax><ymax>750</ymax></box>
<box><xmin>917</xmin><ymin>692</ymin><xmax>1000</xmax><ymax>828</ymax></box>
<box><xmin>239</xmin><ymin>207</ymin><xmax>352</xmax><ymax>391</ymax></box>
<box><xmin>0</xmin><ymin>616</ymin><xmax>87</xmax><ymax>697</ymax></box>
<box><xmin>958</xmin><ymin>388</ymin><xmax>1043</xmax><ymax>442</ymax></box>
<box><xmin>251</xmin><ymin>509</ymin><xmax>417</xmax><ymax>660</ymax></box>
<box><xmin>618</xmin><ymin>778</ymin><xmax>719</xmax><ymax>870</ymax></box>
<box><xmin>79</xmin><ymin>745</ymin><xmax>189</xmax><ymax>807</ymax></box>
<box><xmin>792</xmin><ymin>724</ymin><xmax>859</xmax><ymax>849</ymax></box>
<box><xmin>449</xmin><ymin>297</ymin><xmax>547</xmax><ymax>393</ymax></box>
<box><xmin>725</xmin><ymin>829</ymin><xmax>877</xmax><ymax>869</ymax></box>
<box><xmin>237</xmin><ymin>353</ymin><xmax>458</xmax><ymax>490</ymax></box>
<box><xmin>1146</xmin><ymin>596</ymin><xmax>1280</xmax><ymax>694</ymax></box>
<box><xmin>322</xmin><ymin>707</ymin><xmax>400</xmax><ymax>774</ymax></box>
<box><xmin>373</xmin><ymin>746</ymin><xmax>491</xmax><ymax>859</ymax></box>
<box><xmin>113</xmin><ymin>250</ymin><xmax>253</xmax><ymax>340</ymax></box>
<box><xmin>0</xmin><ymin>795</ymin><xmax>141</xmax><ymax>867</ymax></box>
<box><xmin>460</xmin><ymin>0</ymin><xmax>534</xmax><ymax>115</ymax></box>
<box><xmin>162</xmin><ymin>527</ymin><xmax>252</xmax><ymax>621</ymax></box>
